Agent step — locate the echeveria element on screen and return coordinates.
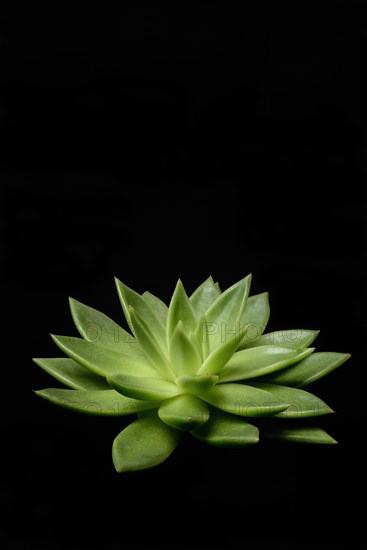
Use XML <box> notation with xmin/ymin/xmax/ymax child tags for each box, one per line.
<box><xmin>34</xmin><ymin>275</ymin><xmax>350</xmax><ymax>472</ymax></box>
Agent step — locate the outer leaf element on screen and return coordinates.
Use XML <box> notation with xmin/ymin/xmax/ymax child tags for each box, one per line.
<box><xmin>115</xmin><ymin>278</ymin><xmax>167</xmax><ymax>351</ymax></box>
<box><xmin>194</xmin><ymin>314</ymin><xmax>210</xmax><ymax>359</ymax></box>
<box><xmin>158</xmin><ymin>394</ymin><xmax>210</xmax><ymax>430</ymax></box>
<box><xmin>107</xmin><ymin>373</ymin><xmax>181</xmax><ymax>401</ymax></box>
<box><xmin>176</xmin><ymin>374</ymin><xmax>218</xmax><ymax>396</ymax></box>
<box><xmin>167</xmin><ymin>280</ymin><xmax>197</xmax><ymax>341</ymax></box>
<box><xmin>261</xmin><ymin>426</ymin><xmax>337</xmax><ymax>444</ymax></box>
<box><xmin>129</xmin><ymin>307</ymin><xmax>174</xmax><ymax>381</ymax></box>
<box><xmin>192</xmin><ymin>409</ymin><xmax>259</xmax><ymax>447</ymax></box>
<box><xmin>218</xmin><ymin>346</ymin><xmax>315</xmax><ymax>383</ymax></box>
<box><xmin>204</xmin><ymin>274</ymin><xmax>252</xmax><ymax>353</ymax></box>
<box><xmin>202</xmin><ymin>383</ymin><xmax>289</xmax><ymax>417</ymax></box>
<box><xmin>237</xmin><ymin>292</ymin><xmax>270</xmax><ymax>349</ymax></box>
<box><xmin>189</xmin><ymin>276</ymin><xmax>221</xmax><ymax>316</ymax></box>
<box><xmin>33</xmin><ymin>358</ymin><xmax>110</xmax><ymax>390</ymax></box>
<box><xmin>142</xmin><ymin>291</ymin><xmax>168</xmax><ymax>326</ymax></box>
<box><xmin>242</xmin><ymin>329</ymin><xmax>319</xmax><ymax>350</ymax></box>
<box><xmin>51</xmin><ymin>335</ymin><xmax>159</xmax><ymax>378</ymax></box>
<box><xmin>69</xmin><ymin>297</ymin><xmax>142</xmax><ymax>355</ymax></box>
<box><xmin>261</xmin><ymin>352</ymin><xmax>351</xmax><ymax>387</ymax></box>
<box><xmin>35</xmin><ymin>388</ymin><xmax>156</xmax><ymax>415</ymax></box>
<box><xmin>198</xmin><ymin>323</ymin><xmax>249</xmax><ymax>375</ymax></box>
<box><xmin>249</xmin><ymin>383</ymin><xmax>334</xmax><ymax>417</ymax></box>
<box><xmin>169</xmin><ymin>322</ymin><xmax>201</xmax><ymax>376</ymax></box>
<box><xmin>112</xmin><ymin>411</ymin><xmax>181</xmax><ymax>472</ymax></box>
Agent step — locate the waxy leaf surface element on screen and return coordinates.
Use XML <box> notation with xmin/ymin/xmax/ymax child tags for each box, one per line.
<box><xmin>203</xmin><ymin>383</ymin><xmax>289</xmax><ymax>417</ymax></box>
<box><xmin>158</xmin><ymin>394</ymin><xmax>210</xmax><ymax>430</ymax></box>
<box><xmin>261</xmin><ymin>352</ymin><xmax>351</xmax><ymax>387</ymax></box>
<box><xmin>192</xmin><ymin>409</ymin><xmax>259</xmax><ymax>447</ymax></box>
<box><xmin>219</xmin><ymin>346</ymin><xmax>314</xmax><ymax>383</ymax></box>
<box><xmin>189</xmin><ymin>276</ymin><xmax>221</xmax><ymax>316</ymax></box>
<box><xmin>242</xmin><ymin>329</ymin><xmax>319</xmax><ymax>350</ymax></box>
<box><xmin>250</xmin><ymin>383</ymin><xmax>334</xmax><ymax>417</ymax></box>
<box><xmin>108</xmin><ymin>373</ymin><xmax>181</xmax><ymax>401</ymax></box>
<box><xmin>35</xmin><ymin>388</ymin><xmax>155</xmax><ymax>415</ymax></box>
<box><xmin>51</xmin><ymin>335</ymin><xmax>158</xmax><ymax>378</ymax></box>
<box><xmin>69</xmin><ymin>297</ymin><xmax>142</xmax><ymax>354</ymax></box>
<box><xmin>33</xmin><ymin>357</ymin><xmax>110</xmax><ymax>390</ymax></box>
<box><xmin>238</xmin><ymin>292</ymin><xmax>270</xmax><ymax>348</ymax></box>
<box><xmin>112</xmin><ymin>411</ymin><xmax>181</xmax><ymax>472</ymax></box>
<box><xmin>115</xmin><ymin>278</ymin><xmax>167</xmax><ymax>351</ymax></box>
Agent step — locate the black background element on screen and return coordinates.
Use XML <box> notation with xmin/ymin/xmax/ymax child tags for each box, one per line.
<box><xmin>2</xmin><ymin>4</ymin><xmax>366</xmax><ymax>549</ymax></box>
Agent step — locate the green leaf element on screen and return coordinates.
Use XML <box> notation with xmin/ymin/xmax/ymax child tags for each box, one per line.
<box><xmin>50</xmin><ymin>335</ymin><xmax>159</xmax><ymax>378</ymax></box>
<box><xmin>218</xmin><ymin>346</ymin><xmax>315</xmax><ymax>383</ymax></box>
<box><xmin>191</xmin><ymin>409</ymin><xmax>259</xmax><ymax>447</ymax></box>
<box><xmin>33</xmin><ymin>358</ymin><xmax>110</xmax><ymax>390</ymax></box>
<box><xmin>112</xmin><ymin>410</ymin><xmax>181</xmax><ymax>472</ymax></box>
<box><xmin>261</xmin><ymin>426</ymin><xmax>337</xmax><ymax>444</ymax></box>
<box><xmin>241</xmin><ymin>329</ymin><xmax>320</xmax><ymax>350</ymax></box>
<box><xmin>189</xmin><ymin>276</ymin><xmax>221</xmax><ymax>316</ymax></box>
<box><xmin>237</xmin><ymin>292</ymin><xmax>270</xmax><ymax>349</ymax></box>
<box><xmin>202</xmin><ymin>383</ymin><xmax>289</xmax><ymax>417</ymax></box>
<box><xmin>142</xmin><ymin>291</ymin><xmax>168</xmax><ymax>326</ymax></box>
<box><xmin>35</xmin><ymin>388</ymin><xmax>156</xmax><ymax>415</ymax></box>
<box><xmin>115</xmin><ymin>278</ymin><xmax>167</xmax><ymax>351</ymax></box>
<box><xmin>249</xmin><ymin>383</ymin><xmax>334</xmax><ymax>417</ymax></box>
<box><xmin>129</xmin><ymin>307</ymin><xmax>174</xmax><ymax>381</ymax></box>
<box><xmin>198</xmin><ymin>323</ymin><xmax>249</xmax><ymax>375</ymax></box>
<box><xmin>176</xmin><ymin>374</ymin><xmax>218</xmax><ymax>396</ymax></box>
<box><xmin>261</xmin><ymin>352</ymin><xmax>351</xmax><ymax>387</ymax></box>
<box><xmin>69</xmin><ymin>297</ymin><xmax>142</xmax><ymax>355</ymax></box>
<box><xmin>167</xmin><ymin>280</ymin><xmax>197</xmax><ymax>341</ymax></box>
<box><xmin>158</xmin><ymin>394</ymin><xmax>210</xmax><ymax>430</ymax></box>
<box><xmin>169</xmin><ymin>322</ymin><xmax>201</xmax><ymax>376</ymax></box>
<box><xmin>204</xmin><ymin>274</ymin><xmax>252</xmax><ymax>353</ymax></box>
<box><xmin>107</xmin><ymin>373</ymin><xmax>181</xmax><ymax>401</ymax></box>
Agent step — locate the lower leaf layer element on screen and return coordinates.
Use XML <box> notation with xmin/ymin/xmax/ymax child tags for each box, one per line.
<box><xmin>192</xmin><ymin>409</ymin><xmax>259</xmax><ymax>447</ymax></box>
<box><xmin>158</xmin><ymin>394</ymin><xmax>210</xmax><ymax>430</ymax></box>
<box><xmin>202</xmin><ymin>383</ymin><xmax>289</xmax><ymax>417</ymax></box>
<box><xmin>35</xmin><ymin>388</ymin><xmax>157</xmax><ymax>416</ymax></box>
<box><xmin>260</xmin><ymin>426</ymin><xmax>337</xmax><ymax>444</ymax></box>
<box><xmin>112</xmin><ymin>410</ymin><xmax>181</xmax><ymax>472</ymax></box>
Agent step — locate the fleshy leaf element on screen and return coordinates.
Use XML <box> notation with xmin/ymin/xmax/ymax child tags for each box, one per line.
<box><xmin>242</xmin><ymin>329</ymin><xmax>319</xmax><ymax>350</ymax></box>
<box><xmin>112</xmin><ymin>410</ymin><xmax>181</xmax><ymax>472</ymax></box>
<box><xmin>189</xmin><ymin>276</ymin><xmax>221</xmax><ymax>316</ymax></box>
<box><xmin>69</xmin><ymin>297</ymin><xmax>142</xmax><ymax>355</ymax></box>
<box><xmin>158</xmin><ymin>394</ymin><xmax>210</xmax><ymax>430</ymax></box>
<box><xmin>176</xmin><ymin>374</ymin><xmax>218</xmax><ymax>396</ymax></box>
<box><xmin>50</xmin><ymin>335</ymin><xmax>159</xmax><ymax>378</ymax></box>
<box><xmin>129</xmin><ymin>307</ymin><xmax>174</xmax><ymax>380</ymax></box>
<box><xmin>249</xmin><ymin>383</ymin><xmax>334</xmax><ymax>417</ymax></box>
<box><xmin>219</xmin><ymin>346</ymin><xmax>314</xmax><ymax>383</ymax></box>
<box><xmin>204</xmin><ymin>274</ymin><xmax>252</xmax><ymax>353</ymax></box>
<box><xmin>169</xmin><ymin>322</ymin><xmax>201</xmax><ymax>376</ymax></box>
<box><xmin>192</xmin><ymin>409</ymin><xmax>259</xmax><ymax>447</ymax></box>
<box><xmin>260</xmin><ymin>352</ymin><xmax>351</xmax><ymax>387</ymax></box>
<box><xmin>167</xmin><ymin>280</ymin><xmax>197</xmax><ymax>341</ymax></box>
<box><xmin>261</xmin><ymin>425</ymin><xmax>337</xmax><ymax>444</ymax></box>
<box><xmin>142</xmin><ymin>291</ymin><xmax>168</xmax><ymax>326</ymax></box>
<box><xmin>35</xmin><ymin>388</ymin><xmax>156</xmax><ymax>415</ymax></box>
<box><xmin>202</xmin><ymin>383</ymin><xmax>289</xmax><ymax>417</ymax></box>
<box><xmin>33</xmin><ymin>358</ymin><xmax>110</xmax><ymax>390</ymax></box>
<box><xmin>115</xmin><ymin>278</ymin><xmax>167</xmax><ymax>351</ymax></box>
<box><xmin>237</xmin><ymin>292</ymin><xmax>270</xmax><ymax>348</ymax></box>
<box><xmin>107</xmin><ymin>373</ymin><xmax>181</xmax><ymax>401</ymax></box>
<box><xmin>198</xmin><ymin>323</ymin><xmax>249</xmax><ymax>375</ymax></box>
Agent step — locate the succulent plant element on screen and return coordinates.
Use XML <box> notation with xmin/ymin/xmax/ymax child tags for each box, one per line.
<box><xmin>34</xmin><ymin>275</ymin><xmax>350</xmax><ymax>472</ymax></box>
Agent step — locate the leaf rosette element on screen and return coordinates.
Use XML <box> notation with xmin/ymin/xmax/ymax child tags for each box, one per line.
<box><xmin>34</xmin><ymin>275</ymin><xmax>350</xmax><ymax>472</ymax></box>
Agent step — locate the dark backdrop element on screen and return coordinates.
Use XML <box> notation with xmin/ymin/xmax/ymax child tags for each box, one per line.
<box><xmin>2</xmin><ymin>4</ymin><xmax>365</xmax><ymax>549</ymax></box>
